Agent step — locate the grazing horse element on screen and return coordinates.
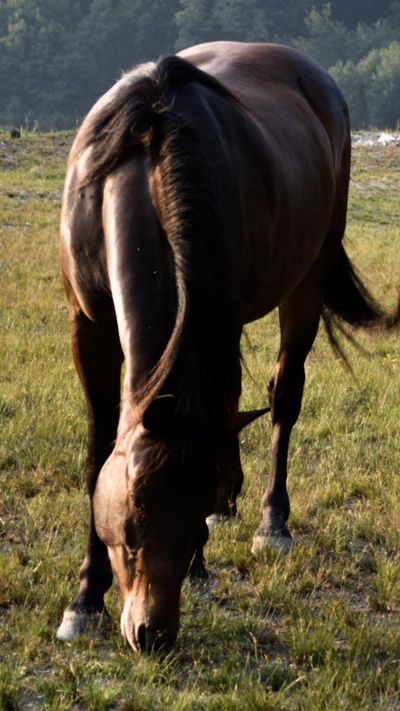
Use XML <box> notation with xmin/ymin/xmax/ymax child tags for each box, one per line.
<box><xmin>57</xmin><ymin>42</ymin><xmax>398</xmax><ymax>652</ymax></box>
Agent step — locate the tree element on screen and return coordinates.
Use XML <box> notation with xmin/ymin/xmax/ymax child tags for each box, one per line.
<box><xmin>295</xmin><ymin>4</ymin><xmax>351</xmax><ymax>67</ymax></box>
<box><xmin>211</xmin><ymin>0</ymin><xmax>271</xmax><ymax>43</ymax></box>
<box><xmin>0</xmin><ymin>0</ymin><xmax>181</xmax><ymax>129</ymax></box>
<box><xmin>352</xmin><ymin>19</ymin><xmax>396</xmax><ymax>62</ymax></box>
<box><xmin>329</xmin><ymin>59</ymin><xmax>368</xmax><ymax>128</ymax></box>
<box><xmin>328</xmin><ymin>0</ymin><xmax>393</xmax><ymax>29</ymax></box>
<box><xmin>0</xmin><ymin>0</ymin><xmax>85</xmax><ymax>128</ymax></box>
<box><xmin>119</xmin><ymin>0</ymin><xmax>180</xmax><ymax>59</ymax></box>
<box><xmin>331</xmin><ymin>41</ymin><xmax>400</xmax><ymax>129</ymax></box>
<box><xmin>259</xmin><ymin>0</ymin><xmax>313</xmax><ymax>43</ymax></box>
<box><xmin>175</xmin><ymin>0</ymin><xmax>217</xmax><ymax>50</ymax></box>
<box><xmin>359</xmin><ymin>42</ymin><xmax>400</xmax><ymax>128</ymax></box>
<box><xmin>1</xmin><ymin>0</ymin><xmax>400</xmax><ymax>130</ymax></box>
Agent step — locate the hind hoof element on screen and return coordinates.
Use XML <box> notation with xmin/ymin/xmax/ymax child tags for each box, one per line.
<box><xmin>56</xmin><ymin>609</ymin><xmax>110</xmax><ymax>641</ymax></box>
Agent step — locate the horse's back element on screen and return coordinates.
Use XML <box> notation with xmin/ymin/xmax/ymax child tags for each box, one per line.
<box><xmin>178</xmin><ymin>42</ymin><xmax>349</xmax><ymax>156</ymax></box>
<box><xmin>179</xmin><ymin>42</ymin><xmax>338</xmax><ymax>96</ymax></box>
<box><xmin>62</xmin><ymin>42</ymin><xmax>351</xmax><ymax>324</ymax></box>
<box><xmin>176</xmin><ymin>43</ymin><xmax>350</xmax><ymax>318</ymax></box>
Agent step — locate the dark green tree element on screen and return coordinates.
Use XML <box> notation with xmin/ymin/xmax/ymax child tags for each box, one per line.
<box><xmin>328</xmin><ymin>0</ymin><xmax>393</xmax><ymax>28</ymax></box>
<box><xmin>359</xmin><ymin>42</ymin><xmax>400</xmax><ymax>128</ymax></box>
<box><xmin>0</xmin><ymin>0</ymin><xmax>86</xmax><ymax>128</ymax></box>
<box><xmin>211</xmin><ymin>0</ymin><xmax>271</xmax><ymax>43</ymax></box>
<box><xmin>0</xmin><ymin>0</ymin><xmax>180</xmax><ymax>129</ymax></box>
<box><xmin>1</xmin><ymin>0</ymin><xmax>400</xmax><ymax>130</ymax></box>
<box><xmin>175</xmin><ymin>0</ymin><xmax>218</xmax><ymax>50</ymax></box>
<box><xmin>295</xmin><ymin>4</ymin><xmax>351</xmax><ymax>67</ymax></box>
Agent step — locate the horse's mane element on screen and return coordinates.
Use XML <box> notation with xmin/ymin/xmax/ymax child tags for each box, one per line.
<box><xmin>72</xmin><ymin>55</ymin><xmax>239</xmax><ymax>184</ymax></box>
<box><xmin>75</xmin><ymin>56</ymin><xmax>243</xmax><ymax>467</ymax></box>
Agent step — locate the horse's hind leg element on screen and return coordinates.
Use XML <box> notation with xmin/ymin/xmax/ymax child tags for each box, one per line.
<box><xmin>57</xmin><ymin>297</ymin><xmax>123</xmax><ymax>641</ymax></box>
<box><xmin>253</xmin><ymin>283</ymin><xmax>321</xmax><ymax>554</ymax></box>
<box><xmin>206</xmin><ymin>434</ymin><xmax>244</xmax><ymax>529</ymax></box>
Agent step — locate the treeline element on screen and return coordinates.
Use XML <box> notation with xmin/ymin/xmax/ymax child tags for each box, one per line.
<box><xmin>1</xmin><ymin>0</ymin><xmax>400</xmax><ymax>131</ymax></box>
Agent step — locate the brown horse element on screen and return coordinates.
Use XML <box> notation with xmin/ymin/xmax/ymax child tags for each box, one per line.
<box><xmin>57</xmin><ymin>42</ymin><xmax>398</xmax><ymax>652</ymax></box>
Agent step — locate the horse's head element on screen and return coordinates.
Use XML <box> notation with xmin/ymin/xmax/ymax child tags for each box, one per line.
<box><xmin>93</xmin><ymin>396</ymin><xmax>268</xmax><ymax>652</ymax></box>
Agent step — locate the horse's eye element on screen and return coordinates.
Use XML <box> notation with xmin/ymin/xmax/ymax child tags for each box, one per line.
<box><xmin>130</xmin><ymin>494</ymin><xmax>147</xmax><ymax>527</ymax></box>
<box><xmin>130</xmin><ymin>492</ymin><xmax>144</xmax><ymax>510</ymax></box>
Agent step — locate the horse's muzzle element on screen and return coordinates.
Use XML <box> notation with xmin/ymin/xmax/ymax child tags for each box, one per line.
<box><xmin>134</xmin><ymin>622</ymin><xmax>180</xmax><ymax>653</ymax></box>
<box><xmin>120</xmin><ymin>590</ymin><xmax>181</xmax><ymax>653</ymax></box>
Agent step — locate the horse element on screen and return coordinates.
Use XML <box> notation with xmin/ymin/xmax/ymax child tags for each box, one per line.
<box><xmin>57</xmin><ymin>41</ymin><xmax>399</xmax><ymax>652</ymax></box>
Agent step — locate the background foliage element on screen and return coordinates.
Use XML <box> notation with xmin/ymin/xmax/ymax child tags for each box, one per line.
<box><xmin>1</xmin><ymin>0</ymin><xmax>400</xmax><ymax>131</ymax></box>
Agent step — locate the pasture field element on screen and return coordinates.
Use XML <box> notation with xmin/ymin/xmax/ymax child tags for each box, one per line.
<box><xmin>1</xmin><ymin>130</ymin><xmax>400</xmax><ymax>710</ymax></box>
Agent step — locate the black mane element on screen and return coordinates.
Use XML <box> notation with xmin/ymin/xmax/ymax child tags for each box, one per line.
<box><xmin>75</xmin><ymin>54</ymin><xmax>243</xmax><ymax>464</ymax></box>
<box><xmin>73</xmin><ymin>54</ymin><xmax>239</xmax><ymax>185</ymax></box>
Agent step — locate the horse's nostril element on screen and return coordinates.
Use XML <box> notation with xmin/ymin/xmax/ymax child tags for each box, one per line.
<box><xmin>137</xmin><ymin>623</ymin><xmax>148</xmax><ymax>652</ymax></box>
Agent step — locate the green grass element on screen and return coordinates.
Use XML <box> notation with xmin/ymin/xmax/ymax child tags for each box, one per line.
<box><xmin>1</xmin><ymin>131</ymin><xmax>400</xmax><ymax>709</ymax></box>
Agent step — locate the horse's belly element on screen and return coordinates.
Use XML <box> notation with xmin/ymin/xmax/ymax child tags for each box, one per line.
<box><xmin>235</xmin><ymin>187</ymin><xmax>334</xmax><ymax>323</ymax></box>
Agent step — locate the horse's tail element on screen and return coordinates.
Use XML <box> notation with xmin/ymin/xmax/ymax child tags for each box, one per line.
<box><xmin>322</xmin><ymin>245</ymin><xmax>400</xmax><ymax>363</ymax></box>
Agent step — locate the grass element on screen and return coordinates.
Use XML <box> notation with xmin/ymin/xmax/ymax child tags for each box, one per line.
<box><xmin>1</xmin><ymin>129</ymin><xmax>400</xmax><ymax>709</ymax></box>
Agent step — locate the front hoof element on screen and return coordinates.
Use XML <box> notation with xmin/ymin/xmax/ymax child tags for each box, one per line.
<box><xmin>206</xmin><ymin>513</ymin><xmax>229</xmax><ymax>531</ymax></box>
<box><xmin>206</xmin><ymin>511</ymin><xmax>239</xmax><ymax>531</ymax></box>
<box><xmin>56</xmin><ymin>609</ymin><xmax>110</xmax><ymax>641</ymax></box>
<box><xmin>251</xmin><ymin>532</ymin><xmax>293</xmax><ymax>556</ymax></box>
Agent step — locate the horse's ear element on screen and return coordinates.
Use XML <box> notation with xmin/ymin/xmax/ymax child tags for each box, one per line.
<box><xmin>142</xmin><ymin>395</ymin><xmax>175</xmax><ymax>435</ymax></box>
<box><xmin>226</xmin><ymin>407</ymin><xmax>270</xmax><ymax>435</ymax></box>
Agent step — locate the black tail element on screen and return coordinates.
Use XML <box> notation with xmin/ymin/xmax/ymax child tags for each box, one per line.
<box><xmin>322</xmin><ymin>245</ymin><xmax>400</xmax><ymax>363</ymax></box>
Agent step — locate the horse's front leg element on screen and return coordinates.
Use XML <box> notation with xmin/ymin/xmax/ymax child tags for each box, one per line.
<box><xmin>253</xmin><ymin>294</ymin><xmax>320</xmax><ymax>553</ymax></box>
<box><xmin>57</xmin><ymin>304</ymin><xmax>123</xmax><ymax>641</ymax></box>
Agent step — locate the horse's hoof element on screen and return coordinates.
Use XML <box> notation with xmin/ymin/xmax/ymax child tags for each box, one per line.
<box><xmin>56</xmin><ymin>609</ymin><xmax>110</xmax><ymax>641</ymax></box>
<box><xmin>206</xmin><ymin>513</ymin><xmax>230</xmax><ymax>531</ymax></box>
<box><xmin>251</xmin><ymin>533</ymin><xmax>293</xmax><ymax>556</ymax></box>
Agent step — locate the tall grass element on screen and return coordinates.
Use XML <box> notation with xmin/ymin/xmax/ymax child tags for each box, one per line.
<box><xmin>1</xmin><ymin>131</ymin><xmax>399</xmax><ymax>709</ymax></box>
